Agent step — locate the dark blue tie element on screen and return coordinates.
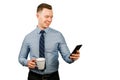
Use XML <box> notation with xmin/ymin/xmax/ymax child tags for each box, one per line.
<box><xmin>39</xmin><ymin>30</ymin><xmax>45</xmax><ymax>58</ymax></box>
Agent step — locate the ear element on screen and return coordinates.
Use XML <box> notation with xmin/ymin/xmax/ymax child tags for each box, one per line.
<box><xmin>36</xmin><ymin>13</ymin><xmax>39</xmax><ymax>18</ymax></box>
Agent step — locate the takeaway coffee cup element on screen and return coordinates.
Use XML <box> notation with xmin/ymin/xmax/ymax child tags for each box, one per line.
<box><xmin>36</xmin><ymin>58</ymin><xmax>45</xmax><ymax>70</ymax></box>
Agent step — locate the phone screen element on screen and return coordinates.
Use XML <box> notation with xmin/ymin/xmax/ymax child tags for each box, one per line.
<box><xmin>72</xmin><ymin>45</ymin><xmax>82</xmax><ymax>54</ymax></box>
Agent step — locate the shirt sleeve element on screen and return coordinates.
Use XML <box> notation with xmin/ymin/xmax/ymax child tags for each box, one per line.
<box><xmin>18</xmin><ymin>36</ymin><xmax>30</xmax><ymax>66</ymax></box>
<box><xmin>58</xmin><ymin>33</ymin><xmax>74</xmax><ymax>64</ymax></box>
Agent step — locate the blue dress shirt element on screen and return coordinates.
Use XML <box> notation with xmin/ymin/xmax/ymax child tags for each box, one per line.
<box><xmin>18</xmin><ymin>27</ymin><xmax>73</xmax><ymax>74</ymax></box>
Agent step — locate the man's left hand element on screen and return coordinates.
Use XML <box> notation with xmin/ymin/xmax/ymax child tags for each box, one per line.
<box><xmin>69</xmin><ymin>50</ymin><xmax>80</xmax><ymax>61</ymax></box>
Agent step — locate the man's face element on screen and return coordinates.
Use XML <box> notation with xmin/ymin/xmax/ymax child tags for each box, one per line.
<box><xmin>37</xmin><ymin>8</ymin><xmax>53</xmax><ymax>29</ymax></box>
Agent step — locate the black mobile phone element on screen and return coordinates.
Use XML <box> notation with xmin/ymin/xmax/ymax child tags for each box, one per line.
<box><xmin>72</xmin><ymin>44</ymin><xmax>82</xmax><ymax>54</ymax></box>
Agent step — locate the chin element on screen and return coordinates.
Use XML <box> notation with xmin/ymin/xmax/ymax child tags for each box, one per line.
<box><xmin>45</xmin><ymin>25</ymin><xmax>49</xmax><ymax>28</ymax></box>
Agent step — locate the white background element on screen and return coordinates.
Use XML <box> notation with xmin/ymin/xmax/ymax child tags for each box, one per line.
<box><xmin>0</xmin><ymin>0</ymin><xmax>120</xmax><ymax>80</ymax></box>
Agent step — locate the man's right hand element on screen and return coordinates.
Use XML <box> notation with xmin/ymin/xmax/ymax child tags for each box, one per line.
<box><xmin>27</xmin><ymin>59</ymin><xmax>36</xmax><ymax>69</ymax></box>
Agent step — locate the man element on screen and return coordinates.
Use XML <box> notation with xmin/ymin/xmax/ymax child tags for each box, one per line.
<box><xmin>18</xmin><ymin>3</ymin><xmax>80</xmax><ymax>80</ymax></box>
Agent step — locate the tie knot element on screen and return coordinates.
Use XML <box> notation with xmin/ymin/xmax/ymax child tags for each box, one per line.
<box><xmin>40</xmin><ymin>30</ymin><xmax>45</xmax><ymax>34</ymax></box>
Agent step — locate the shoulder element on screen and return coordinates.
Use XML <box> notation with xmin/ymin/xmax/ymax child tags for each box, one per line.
<box><xmin>48</xmin><ymin>28</ymin><xmax>62</xmax><ymax>35</ymax></box>
<box><xmin>24</xmin><ymin>28</ymin><xmax>37</xmax><ymax>39</ymax></box>
<box><xmin>47</xmin><ymin>28</ymin><xmax>65</xmax><ymax>39</ymax></box>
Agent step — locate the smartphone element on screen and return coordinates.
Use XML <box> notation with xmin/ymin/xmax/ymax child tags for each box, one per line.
<box><xmin>72</xmin><ymin>44</ymin><xmax>82</xmax><ymax>54</ymax></box>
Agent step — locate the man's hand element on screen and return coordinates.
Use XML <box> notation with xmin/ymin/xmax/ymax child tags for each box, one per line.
<box><xmin>27</xmin><ymin>58</ymin><xmax>36</xmax><ymax>69</ymax></box>
<box><xmin>70</xmin><ymin>50</ymin><xmax>80</xmax><ymax>61</ymax></box>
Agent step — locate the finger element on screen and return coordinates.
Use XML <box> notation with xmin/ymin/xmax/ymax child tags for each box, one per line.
<box><xmin>30</xmin><ymin>61</ymin><xmax>36</xmax><ymax>65</ymax></box>
<box><xmin>31</xmin><ymin>64</ymin><xmax>36</xmax><ymax>67</ymax></box>
<box><xmin>70</xmin><ymin>56</ymin><xmax>78</xmax><ymax>61</ymax></box>
<box><xmin>76</xmin><ymin>50</ymin><xmax>80</xmax><ymax>54</ymax></box>
<box><xmin>70</xmin><ymin>56</ymin><xmax>79</xmax><ymax>59</ymax></box>
<box><xmin>29</xmin><ymin>65</ymin><xmax>36</xmax><ymax>69</ymax></box>
<box><xmin>71</xmin><ymin>54</ymin><xmax>80</xmax><ymax>57</ymax></box>
<box><xmin>28</xmin><ymin>62</ymin><xmax>36</xmax><ymax>68</ymax></box>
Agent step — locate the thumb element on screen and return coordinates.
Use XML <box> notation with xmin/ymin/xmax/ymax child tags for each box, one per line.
<box><xmin>76</xmin><ymin>50</ymin><xmax>80</xmax><ymax>54</ymax></box>
<box><xmin>31</xmin><ymin>58</ymin><xmax>36</xmax><ymax>62</ymax></box>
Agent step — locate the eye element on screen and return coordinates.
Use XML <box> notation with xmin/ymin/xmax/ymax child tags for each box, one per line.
<box><xmin>51</xmin><ymin>16</ymin><xmax>53</xmax><ymax>19</ymax></box>
<box><xmin>45</xmin><ymin>15</ymin><xmax>49</xmax><ymax>18</ymax></box>
<box><xmin>44</xmin><ymin>15</ymin><xmax>53</xmax><ymax>19</ymax></box>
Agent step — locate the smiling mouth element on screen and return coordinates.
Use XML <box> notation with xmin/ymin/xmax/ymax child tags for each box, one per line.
<box><xmin>45</xmin><ymin>22</ymin><xmax>51</xmax><ymax>25</ymax></box>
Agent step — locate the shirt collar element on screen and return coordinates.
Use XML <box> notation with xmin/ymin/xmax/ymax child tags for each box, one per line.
<box><xmin>36</xmin><ymin>26</ymin><xmax>50</xmax><ymax>34</ymax></box>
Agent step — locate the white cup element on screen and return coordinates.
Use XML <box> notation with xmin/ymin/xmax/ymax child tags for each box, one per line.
<box><xmin>36</xmin><ymin>58</ymin><xmax>45</xmax><ymax>70</ymax></box>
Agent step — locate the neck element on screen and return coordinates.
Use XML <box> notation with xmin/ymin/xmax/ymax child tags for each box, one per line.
<box><xmin>37</xmin><ymin>25</ymin><xmax>46</xmax><ymax>30</ymax></box>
